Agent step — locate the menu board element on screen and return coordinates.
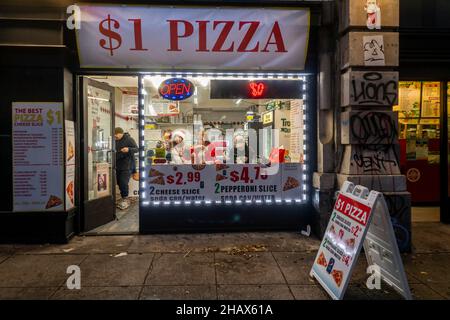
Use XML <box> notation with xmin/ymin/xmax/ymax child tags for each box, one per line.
<box><xmin>289</xmin><ymin>100</ymin><xmax>304</xmax><ymax>163</ymax></box>
<box><xmin>310</xmin><ymin>192</ymin><xmax>373</xmax><ymax>299</ymax></box>
<box><xmin>398</xmin><ymin>81</ymin><xmax>421</xmax><ymax>118</ymax></box>
<box><xmin>65</xmin><ymin>120</ymin><xmax>76</xmax><ymax>210</ymax></box>
<box><xmin>146</xmin><ymin>163</ymin><xmax>303</xmax><ymax>202</ymax></box>
<box><xmin>421</xmin><ymin>82</ymin><xmax>440</xmax><ymax>118</ymax></box>
<box><xmin>12</xmin><ymin>102</ymin><xmax>64</xmax><ymax>212</ymax></box>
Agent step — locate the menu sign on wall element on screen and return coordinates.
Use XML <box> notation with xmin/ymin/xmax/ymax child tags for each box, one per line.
<box><xmin>421</xmin><ymin>82</ymin><xmax>440</xmax><ymax>118</ymax></box>
<box><xmin>398</xmin><ymin>81</ymin><xmax>421</xmax><ymax>118</ymax></box>
<box><xmin>290</xmin><ymin>100</ymin><xmax>304</xmax><ymax>163</ymax></box>
<box><xmin>12</xmin><ymin>102</ymin><xmax>64</xmax><ymax>212</ymax></box>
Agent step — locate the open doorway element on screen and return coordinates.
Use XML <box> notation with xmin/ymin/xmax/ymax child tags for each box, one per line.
<box><xmin>80</xmin><ymin>75</ymin><xmax>139</xmax><ymax>235</ymax></box>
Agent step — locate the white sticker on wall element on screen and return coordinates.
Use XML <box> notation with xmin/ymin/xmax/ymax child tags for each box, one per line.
<box><xmin>363</xmin><ymin>35</ymin><xmax>385</xmax><ymax>66</ymax></box>
<box><xmin>365</xmin><ymin>0</ymin><xmax>381</xmax><ymax>30</ymax></box>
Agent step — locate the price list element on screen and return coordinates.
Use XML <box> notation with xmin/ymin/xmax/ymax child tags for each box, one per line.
<box><xmin>12</xmin><ymin>102</ymin><xmax>64</xmax><ymax>212</ymax></box>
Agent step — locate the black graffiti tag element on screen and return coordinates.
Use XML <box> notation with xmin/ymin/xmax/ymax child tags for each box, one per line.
<box><xmin>350</xmin><ymin>112</ymin><xmax>398</xmax><ymax>145</ymax></box>
<box><xmin>351</xmin><ymin>72</ymin><xmax>398</xmax><ymax>105</ymax></box>
<box><xmin>352</xmin><ymin>151</ymin><xmax>398</xmax><ymax>174</ymax></box>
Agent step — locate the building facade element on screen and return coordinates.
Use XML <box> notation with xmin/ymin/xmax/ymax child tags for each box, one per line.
<box><xmin>0</xmin><ymin>0</ymin><xmax>448</xmax><ymax>251</ymax></box>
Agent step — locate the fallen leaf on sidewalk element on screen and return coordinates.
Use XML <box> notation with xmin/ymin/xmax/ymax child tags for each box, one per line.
<box><xmin>114</xmin><ymin>252</ymin><xmax>128</xmax><ymax>258</ymax></box>
<box><xmin>62</xmin><ymin>248</ymin><xmax>74</xmax><ymax>253</ymax></box>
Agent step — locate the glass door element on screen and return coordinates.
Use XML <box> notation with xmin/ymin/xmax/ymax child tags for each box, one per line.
<box><xmin>81</xmin><ymin>77</ymin><xmax>116</xmax><ymax>231</ymax></box>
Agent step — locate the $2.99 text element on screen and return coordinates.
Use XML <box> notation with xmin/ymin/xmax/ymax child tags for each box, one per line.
<box><xmin>166</xmin><ymin>172</ymin><xmax>201</xmax><ymax>185</ymax></box>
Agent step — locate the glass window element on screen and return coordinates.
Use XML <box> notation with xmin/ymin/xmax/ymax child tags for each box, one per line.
<box><xmin>142</xmin><ymin>76</ymin><xmax>304</xmax><ymax>166</ymax></box>
<box><xmin>395</xmin><ymin>81</ymin><xmax>440</xmax><ymax>163</ymax></box>
<box><xmin>87</xmin><ymin>85</ymin><xmax>112</xmax><ymax>200</ymax></box>
<box><xmin>395</xmin><ymin>81</ymin><xmax>442</xmax><ymax>205</ymax></box>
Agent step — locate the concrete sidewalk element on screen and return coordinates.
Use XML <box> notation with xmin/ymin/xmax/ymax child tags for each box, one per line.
<box><xmin>0</xmin><ymin>222</ymin><xmax>449</xmax><ymax>300</ymax></box>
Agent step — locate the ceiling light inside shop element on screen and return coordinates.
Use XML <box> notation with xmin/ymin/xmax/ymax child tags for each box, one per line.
<box><xmin>146</xmin><ymin>75</ymin><xmax>165</xmax><ymax>88</ymax></box>
<box><xmin>197</xmin><ymin>77</ymin><xmax>209</xmax><ymax>87</ymax></box>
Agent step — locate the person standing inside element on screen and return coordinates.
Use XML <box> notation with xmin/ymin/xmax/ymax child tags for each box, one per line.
<box><xmin>114</xmin><ymin>127</ymin><xmax>138</xmax><ymax>209</ymax></box>
<box><xmin>170</xmin><ymin>130</ymin><xmax>191</xmax><ymax>164</ymax></box>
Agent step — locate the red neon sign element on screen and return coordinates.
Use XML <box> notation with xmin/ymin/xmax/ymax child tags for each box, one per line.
<box><xmin>249</xmin><ymin>82</ymin><xmax>266</xmax><ymax>98</ymax></box>
<box><xmin>158</xmin><ymin>78</ymin><xmax>194</xmax><ymax>101</ymax></box>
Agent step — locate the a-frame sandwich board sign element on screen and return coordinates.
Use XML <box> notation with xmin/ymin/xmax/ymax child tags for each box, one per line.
<box><xmin>310</xmin><ymin>181</ymin><xmax>412</xmax><ymax>300</ymax></box>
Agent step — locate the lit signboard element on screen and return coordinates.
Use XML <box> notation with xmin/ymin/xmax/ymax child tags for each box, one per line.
<box><xmin>210</xmin><ymin>80</ymin><xmax>302</xmax><ymax>99</ymax></box>
<box><xmin>159</xmin><ymin>78</ymin><xmax>194</xmax><ymax>101</ymax></box>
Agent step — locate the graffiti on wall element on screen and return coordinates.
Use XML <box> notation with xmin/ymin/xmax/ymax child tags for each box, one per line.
<box><xmin>352</xmin><ymin>149</ymin><xmax>398</xmax><ymax>174</ymax></box>
<box><xmin>348</xmin><ymin>111</ymin><xmax>398</xmax><ymax>145</ymax></box>
<box><xmin>351</xmin><ymin>72</ymin><xmax>398</xmax><ymax>105</ymax></box>
<box><xmin>343</xmin><ymin>144</ymin><xmax>400</xmax><ymax>175</ymax></box>
<box><xmin>384</xmin><ymin>193</ymin><xmax>411</xmax><ymax>253</ymax></box>
<box><xmin>363</xmin><ymin>35</ymin><xmax>385</xmax><ymax>66</ymax></box>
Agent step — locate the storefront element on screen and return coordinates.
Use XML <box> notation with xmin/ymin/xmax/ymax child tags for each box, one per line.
<box><xmin>73</xmin><ymin>4</ymin><xmax>318</xmax><ymax>234</ymax></box>
<box><xmin>0</xmin><ymin>1</ymin><xmax>327</xmax><ymax>242</ymax></box>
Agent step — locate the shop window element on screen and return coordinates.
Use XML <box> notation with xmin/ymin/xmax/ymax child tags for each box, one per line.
<box><xmin>141</xmin><ymin>75</ymin><xmax>307</xmax><ymax>205</ymax></box>
<box><xmin>394</xmin><ymin>81</ymin><xmax>441</xmax><ymax>203</ymax></box>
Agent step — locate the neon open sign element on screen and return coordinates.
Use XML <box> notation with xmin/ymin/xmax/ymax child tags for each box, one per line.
<box><xmin>159</xmin><ymin>78</ymin><xmax>194</xmax><ymax>101</ymax></box>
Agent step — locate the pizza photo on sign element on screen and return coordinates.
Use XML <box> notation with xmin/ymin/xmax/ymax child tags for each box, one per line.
<box><xmin>216</xmin><ymin>174</ymin><xmax>227</xmax><ymax>181</ymax></box>
<box><xmin>215</xmin><ymin>164</ymin><xmax>229</xmax><ymax>171</ymax></box>
<box><xmin>317</xmin><ymin>252</ymin><xmax>328</xmax><ymax>267</ymax></box>
<box><xmin>66</xmin><ymin>181</ymin><xmax>74</xmax><ymax>205</ymax></box>
<box><xmin>330</xmin><ymin>225</ymin><xmax>336</xmax><ymax>236</ymax></box>
<box><xmin>45</xmin><ymin>195</ymin><xmax>63</xmax><ymax>209</ymax></box>
<box><xmin>150</xmin><ymin>176</ymin><xmax>165</xmax><ymax>185</ymax></box>
<box><xmin>192</xmin><ymin>164</ymin><xmax>206</xmax><ymax>171</ymax></box>
<box><xmin>168</xmin><ymin>103</ymin><xmax>179</xmax><ymax>114</ymax></box>
<box><xmin>67</xmin><ymin>141</ymin><xmax>75</xmax><ymax>162</ymax></box>
<box><xmin>331</xmin><ymin>270</ymin><xmax>344</xmax><ymax>287</ymax></box>
<box><xmin>283</xmin><ymin>176</ymin><xmax>300</xmax><ymax>191</ymax></box>
<box><xmin>149</xmin><ymin>168</ymin><xmax>164</xmax><ymax>177</ymax></box>
<box><xmin>345</xmin><ymin>238</ymin><xmax>356</xmax><ymax>250</ymax></box>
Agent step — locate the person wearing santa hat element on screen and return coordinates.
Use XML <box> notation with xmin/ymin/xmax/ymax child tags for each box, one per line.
<box><xmin>170</xmin><ymin>129</ymin><xmax>190</xmax><ymax>164</ymax></box>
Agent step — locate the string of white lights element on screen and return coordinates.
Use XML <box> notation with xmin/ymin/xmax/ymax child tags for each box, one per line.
<box><xmin>138</xmin><ymin>72</ymin><xmax>309</xmax><ymax>207</ymax></box>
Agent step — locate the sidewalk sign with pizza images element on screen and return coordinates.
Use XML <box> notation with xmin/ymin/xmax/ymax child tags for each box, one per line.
<box><xmin>310</xmin><ymin>181</ymin><xmax>412</xmax><ymax>300</ymax></box>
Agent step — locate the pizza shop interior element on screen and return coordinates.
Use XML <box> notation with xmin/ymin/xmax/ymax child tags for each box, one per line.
<box><xmin>79</xmin><ymin>74</ymin><xmax>310</xmax><ymax>234</ymax></box>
